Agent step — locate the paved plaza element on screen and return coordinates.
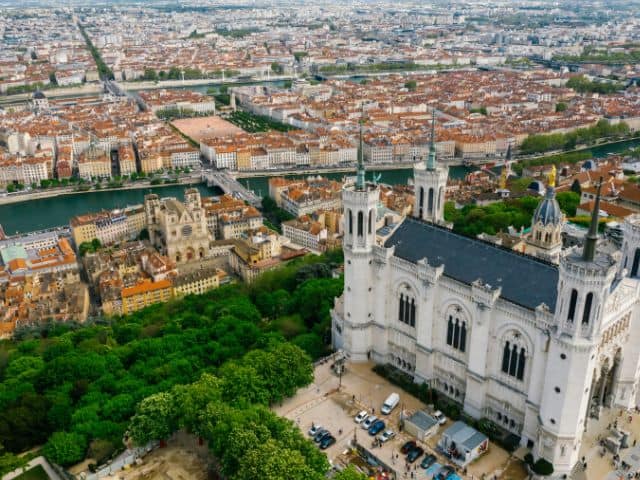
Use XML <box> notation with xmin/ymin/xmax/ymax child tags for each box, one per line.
<box><xmin>275</xmin><ymin>360</ymin><xmax>527</xmax><ymax>480</ymax></box>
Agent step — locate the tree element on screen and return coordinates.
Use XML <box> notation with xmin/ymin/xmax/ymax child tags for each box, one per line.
<box><xmin>42</xmin><ymin>431</ymin><xmax>87</xmax><ymax>467</ymax></box>
<box><xmin>271</xmin><ymin>62</ymin><xmax>283</xmax><ymax>74</ymax></box>
<box><xmin>557</xmin><ymin>191</ymin><xmax>580</xmax><ymax>217</ymax></box>
<box><xmin>532</xmin><ymin>458</ymin><xmax>554</xmax><ymax>476</ymax></box>
<box><xmin>128</xmin><ymin>392</ymin><xmax>178</xmax><ymax>445</ymax></box>
<box><xmin>404</xmin><ymin>80</ymin><xmax>417</xmax><ymax>91</ymax></box>
<box><xmin>555</xmin><ymin>102</ymin><xmax>567</xmax><ymax>112</ymax></box>
<box><xmin>235</xmin><ymin>440</ymin><xmax>323</xmax><ymax>480</ymax></box>
<box><xmin>571</xmin><ymin>179</ymin><xmax>582</xmax><ymax>194</ymax></box>
<box><xmin>333</xmin><ymin>465</ymin><xmax>369</xmax><ymax>480</ymax></box>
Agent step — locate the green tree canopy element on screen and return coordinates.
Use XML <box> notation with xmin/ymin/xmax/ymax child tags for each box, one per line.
<box><xmin>42</xmin><ymin>431</ymin><xmax>87</xmax><ymax>467</ymax></box>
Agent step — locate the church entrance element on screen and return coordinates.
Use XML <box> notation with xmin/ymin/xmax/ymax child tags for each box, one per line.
<box><xmin>587</xmin><ymin>350</ymin><xmax>621</xmax><ymax>420</ymax></box>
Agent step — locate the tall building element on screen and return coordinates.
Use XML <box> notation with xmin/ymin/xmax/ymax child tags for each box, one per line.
<box><xmin>333</xmin><ymin>166</ymin><xmax>640</xmax><ymax>475</ymax></box>
<box><xmin>413</xmin><ymin>113</ymin><xmax>448</xmax><ymax>224</ymax></box>
<box><xmin>144</xmin><ymin>189</ymin><xmax>211</xmax><ymax>264</ymax></box>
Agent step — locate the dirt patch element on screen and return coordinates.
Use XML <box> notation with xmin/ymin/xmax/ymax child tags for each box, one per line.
<box><xmin>171</xmin><ymin>116</ymin><xmax>244</xmax><ymax>142</ymax></box>
<box><xmin>103</xmin><ymin>433</ymin><xmax>210</xmax><ymax>480</ymax></box>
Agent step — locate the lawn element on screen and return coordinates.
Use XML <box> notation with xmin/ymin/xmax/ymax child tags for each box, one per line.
<box><xmin>227</xmin><ymin>110</ymin><xmax>295</xmax><ymax>133</ymax></box>
<box><xmin>14</xmin><ymin>465</ymin><xmax>50</xmax><ymax>480</ymax></box>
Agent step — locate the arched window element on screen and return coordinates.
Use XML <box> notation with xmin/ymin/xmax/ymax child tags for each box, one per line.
<box><xmin>509</xmin><ymin>343</ymin><xmax>518</xmax><ymax>376</ymax></box>
<box><xmin>428</xmin><ymin>188</ymin><xmax>434</xmax><ymax>214</ymax></box>
<box><xmin>348</xmin><ymin>210</ymin><xmax>353</xmax><ymax>235</ymax></box>
<box><xmin>453</xmin><ymin>320</ymin><xmax>460</xmax><ymax>349</ymax></box>
<box><xmin>567</xmin><ymin>289</ymin><xmax>578</xmax><ymax>322</ymax></box>
<box><xmin>445</xmin><ymin>308</ymin><xmax>467</xmax><ymax>353</ymax></box>
<box><xmin>632</xmin><ymin>248</ymin><xmax>640</xmax><ymax>277</ymax></box>
<box><xmin>438</xmin><ymin>186</ymin><xmax>444</xmax><ymax>214</ymax></box>
<box><xmin>419</xmin><ymin>187</ymin><xmax>424</xmax><ymax>208</ymax></box>
<box><xmin>357</xmin><ymin>211</ymin><xmax>364</xmax><ymax>237</ymax></box>
<box><xmin>368</xmin><ymin>209</ymin><xmax>373</xmax><ymax>234</ymax></box>
<box><xmin>517</xmin><ymin>348</ymin><xmax>526</xmax><ymax>380</ymax></box>
<box><xmin>582</xmin><ymin>292</ymin><xmax>593</xmax><ymax>325</ymax></box>
<box><xmin>502</xmin><ymin>342</ymin><xmax>510</xmax><ymax>373</ymax></box>
<box><xmin>501</xmin><ymin>336</ymin><xmax>527</xmax><ymax>381</ymax></box>
<box><xmin>398</xmin><ymin>289</ymin><xmax>416</xmax><ymax>328</ymax></box>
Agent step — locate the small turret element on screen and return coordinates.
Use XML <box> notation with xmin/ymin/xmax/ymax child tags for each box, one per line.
<box><xmin>356</xmin><ymin>106</ymin><xmax>366</xmax><ymax>191</ymax></box>
<box><xmin>426</xmin><ymin>110</ymin><xmax>437</xmax><ymax>171</ymax></box>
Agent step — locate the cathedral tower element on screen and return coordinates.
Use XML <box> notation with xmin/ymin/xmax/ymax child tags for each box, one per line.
<box><xmin>537</xmin><ymin>179</ymin><xmax>617</xmax><ymax>475</ymax></box>
<box><xmin>525</xmin><ymin>165</ymin><xmax>564</xmax><ymax>263</ymax></box>
<box><xmin>413</xmin><ymin>111</ymin><xmax>448</xmax><ymax>223</ymax></box>
<box><xmin>340</xmin><ymin>115</ymin><xmax>379</xmax><ymax>361</ymax></box>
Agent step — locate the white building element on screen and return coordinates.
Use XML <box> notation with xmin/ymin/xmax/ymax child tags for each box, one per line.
<box><xmin>332</xmin><ymin>139</ymin><xmax>640</xmax><ymax>476</ymax></box>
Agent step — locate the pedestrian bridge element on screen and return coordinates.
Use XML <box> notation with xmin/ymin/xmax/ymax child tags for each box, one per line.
<box><xmin>202</xmin><ymin>170</ymin><xmax>261</xmax><ymax>207</ymax></box>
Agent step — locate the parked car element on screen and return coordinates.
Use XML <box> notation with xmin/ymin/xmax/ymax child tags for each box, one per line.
<box><xmin>308</xmin><ymin>424</ymin><xmax>323</xmax><ymax>436</ymax></box>
<box><xmin>407</xmin><ymin>446</ymin><xmax>425</xmax><ymax>463</ymax></box>
<box><xmin>314</xmin><ymin>429</ymin><xmax>330</xmax><ymax>443</ymax></box>
<box><xmin>319</xmin><ymin>435</ymin><xmax>336</xmax><ymax>450</ymax></box>
<box><xmin>381</xmin><ymin>392</ymin><xmax>400</xmax><ymax>414</ymax></box>
<box><xmin>435</xmin><ymin>465</ymin><xmax>455</xmax><ymax>480</ymax></box>
<box><xmin>362</xmin><ymin>415</ymin><xmax>378</xmax><ymax>429</ymax></box>
<box><xmin>420</xmin><ymin>454</ymin><xmax>437</xmax><ymax>469</ymax></box>
<box><xmin>354</xmin><ymin>410</ymin><xmax>369</xmax><ymax>424</ymax></box>
<box><xmin>433</xmin><ymin>410</ymin><xmax>447</xmax><ymax>425</ymax></box>
<box><xmin>368</xmin><ymin>419</ymin><xmax>386</xmax><ymax>436</ymax></box>
<box><xmin>378</xmin><ymin>429</ymin><xmax>396</xmax><ymax>443</ymax></box>
<box><xmin>400</xmin><ymin>440</ymin><xmax>417</xmax><ymax>454</ymax></box>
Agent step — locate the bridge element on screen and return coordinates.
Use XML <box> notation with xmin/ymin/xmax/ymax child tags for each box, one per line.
<box><xmin>202</xmin><ymin>170</ymin><xmax>261</xmax><ymax>207</ymax></box>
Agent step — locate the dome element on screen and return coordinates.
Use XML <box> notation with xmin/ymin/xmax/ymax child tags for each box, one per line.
<box><xmin>532</xmin><ymin>186</ymin><xmax>563</xmax><ymax>226</ymax></box>
<box><xmin>528</xmin><ymin>180</ymin><xmax>545</xmax><ymax>195</ymax></box>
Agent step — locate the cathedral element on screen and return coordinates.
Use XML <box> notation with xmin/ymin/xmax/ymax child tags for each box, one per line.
<box><xmin>332</xmin><ymin>130</ymin><xmax>640</xmax><ymax>476</ymax></box>
<box><xmin>144</xmin><ymin>188</ymin><xmax>211</xmax><ymax>264</ymax></box>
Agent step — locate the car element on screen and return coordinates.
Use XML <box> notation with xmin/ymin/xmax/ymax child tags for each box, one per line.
<box><xmin>362</xmin><ymin>415</ymin><xmax>378</xmax><ymax>429</ymax></box>
<box><xmin>433</xmin><ymin>410</ymin><xmax>447</xmax><ymax>425</ymax></box>
<box><xmin>378</xmin><ymin>429</ymin><xmax>396</xmax><ymax>443</ymax></box>
<box><xmin>435</xmin><ymin>465</ymin><xmax>455</xmax><ymax>480</ymax></box>
<box><xmin>400</xmin><ymin>440</ymin><xmax>417</xmax><ymax>454</ymax></box>
<box><xmin>308</xmin><ymin>424</ymin><xmax>323</xmax><ymax>436</ymax></box>
<box><xmin>407</xmin><ymin>446</ymin><xmax>425</xmax><ymax>463</ymax></box>
<box><xmin>319</xmin><ymin>435</ymin><xmax>336</xmax><ymax>450</ymax></box>
<box><xmin>354</xmin><ymin>410</ymin><xmax>369</xmax><ymax>424</ymax></box>
<box><xmin>420</xmin><ymin>454</ymin><xmax>437</xmax><ymax>469</ymax></box>
<box><xmin>314</xmin><ymin>429</ymin><xmax>330</xmax><ymax>443</ymax></box>
<box><xmin>368</xmin><ymin>419</ymin><xmax>386</xmax><ymax>436</ymax></box>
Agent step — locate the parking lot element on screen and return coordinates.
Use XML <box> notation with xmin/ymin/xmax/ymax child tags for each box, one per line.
<box><xmin>275</xmin><ymin>360</ymin><xmax>527</xmax><ymax>480</ymax></box>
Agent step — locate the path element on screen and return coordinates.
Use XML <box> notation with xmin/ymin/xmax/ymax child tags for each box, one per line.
<box><xmin>2</xmin><ymin>456</ymin><xmax>62</xmax><ymax>480</ymax></box>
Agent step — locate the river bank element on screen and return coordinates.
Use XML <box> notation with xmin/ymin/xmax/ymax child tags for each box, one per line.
<box><xmin>0</xmin><ymin>175</ymin><xmax>200</xmax><ymax>206</ymax></box>
<box><xmin>119</xmin><ymin>75</ymin><xmax>294</xmax><ymax>91</ymax></box>
<box><xmin>0</xmin><ymin>83</ymin><xmax>103</xmax><ymax>105</ymax></box>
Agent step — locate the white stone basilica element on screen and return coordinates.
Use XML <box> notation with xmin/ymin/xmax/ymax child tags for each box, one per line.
<box><xmin>332</xmin><ymin>134</ymin><xmax>640</xmax><ymax>476</ymax></box>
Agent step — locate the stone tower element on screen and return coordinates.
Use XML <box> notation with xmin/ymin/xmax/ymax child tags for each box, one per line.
<box><xmin>526</xmin><ymin>166</ymin><xmax>564</xmax><ymax>263</ymax></box>
<box><xmin>341</xmin><ymin>116</ymin><xmax>379</xmax><ymax>361</ymax></box>
<box><xmin>537</xmin><ymin>180</ymin><xmax>617</xmax><ymax>476</ymax></box>
<box><xmin>413</xmin><ymin>111</ymin><xmax>448</xmax><ymax>223</ymax></box>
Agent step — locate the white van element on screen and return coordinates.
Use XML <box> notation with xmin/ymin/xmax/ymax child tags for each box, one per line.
<box><xmin>381</xmin><ymin>392</ymin><xmax>400</xmax><ymax>415</ymax></box>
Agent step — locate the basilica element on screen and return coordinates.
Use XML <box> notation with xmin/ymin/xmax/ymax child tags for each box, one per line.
<box><xmin>331</xmin><ymin>132</ymin><xmax>640</xmax><ymax>476</ymax></box>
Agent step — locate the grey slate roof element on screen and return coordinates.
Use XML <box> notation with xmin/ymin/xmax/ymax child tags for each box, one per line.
<box><xmin>442</xmin><ymin>421</ymin><xmax>489</xmax><ymax>451</ymax></box>
<box><xmin>384</xmin><ymin>217</ymin><xmax>559</xmax><ymax>311</ymax></box>
<box><xmin>406</xmin><ymin>410</ymin><xmax>439</xmax><ymax>431</ymax></box>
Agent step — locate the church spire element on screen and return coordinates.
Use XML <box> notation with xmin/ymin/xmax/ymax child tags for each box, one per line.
<box><xmin>356</xmin><ymin>104</ymin><xmax>366</xmax><ymax>191</ymax></box>
<box><xmin>426</xmin><ymin>109</ymin><xmax>437</xmax><ymax>170</ymax></box>
<box><xmin>582</xmin><ymin>177</ymin><xmax>603</xmax><ymax>262</ymax></box>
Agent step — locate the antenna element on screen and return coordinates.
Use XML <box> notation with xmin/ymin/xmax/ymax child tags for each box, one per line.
<box><xmin>427</xmin><ymin>109</ymin><xmax>437</xmax><ymax>170</ymax></box>
<box><xmin>356</xmin><ymin>103</ymin><xmax>366</xmax><ymax>191</ymax></box>
<box><xmin>582</xmin><ymin>177</ymin><xmax>603</xmax><ymax>262</ymax></box>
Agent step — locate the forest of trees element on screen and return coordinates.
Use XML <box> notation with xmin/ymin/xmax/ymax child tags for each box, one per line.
<box><xmin>0</xmin><ymin>251</ymin><xmax>349</xmax><ymax>478</ymax></box>
<box><xmin>520</xmin><ymin>119</ymin><xmax>630</xmax><ymax>155</ymax></box>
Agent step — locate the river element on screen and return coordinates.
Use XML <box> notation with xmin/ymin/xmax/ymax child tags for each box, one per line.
<box><xmin>1</xmin><ymin>135</ymin><xmax>639</xmax><ymax>237</ymax></box>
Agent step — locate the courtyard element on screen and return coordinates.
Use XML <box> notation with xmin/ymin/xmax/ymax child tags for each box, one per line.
<box><xmin>170</xmin><ymin>115</ymin><xmax>244</xmax><ymax>142</ymax></box>
<box><xmin>275</xmin><ymin>360</ymin><xmax>527</xmax><ymax>480</ymax></box>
